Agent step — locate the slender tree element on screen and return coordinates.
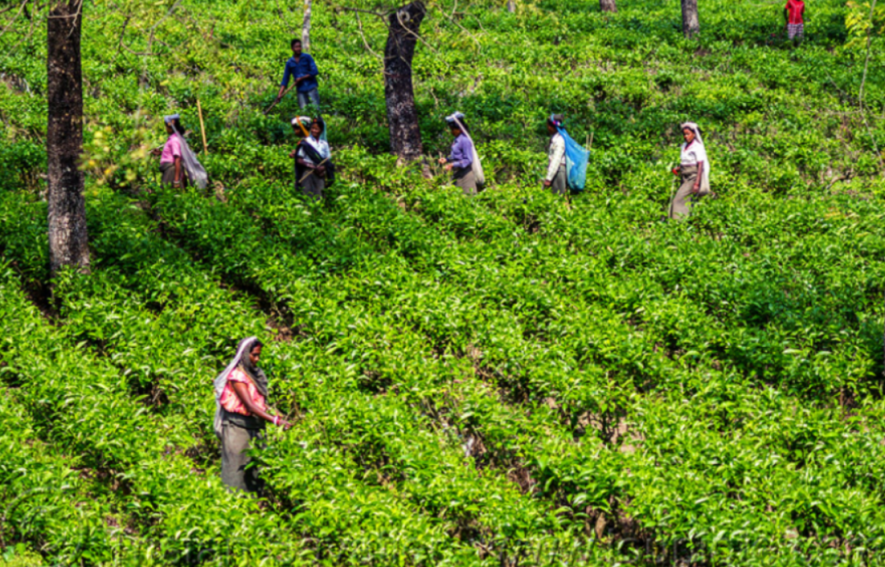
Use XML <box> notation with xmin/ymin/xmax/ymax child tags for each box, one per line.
<box><xmin>681</xmin><ymin>0</ymin><xmax>699</xmax><ymax>37</ymax></box>
<box><xmin>507</xmin><ymin>0</ymin><xmax>516</xmax><ymax>13</ymax></box>
<box><xmin>302</xmin><ymin>0</ymin><xmax>312</xmax><ymax>51</ymax></box>
<box><xmin>600</xmin><ymin>0</ymin><xmax>617</xmax><ymax>13</ymax></box>
<box><xmin>383</xmin><ymin>1</ymin><xmax>426</xmax><ymax>163</ymax></box>
<box><xmin>47</xmin><ymin>0</ymin><xmax>90</xmax><ymax>276</ymax></box>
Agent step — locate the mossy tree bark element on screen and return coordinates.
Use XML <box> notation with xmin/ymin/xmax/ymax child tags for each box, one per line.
<box><xmin>384</xmin><ymin>1</ymin><xmax>426</xmax><ymax>163</ymax></box>
<box><xmin>681</xmin><ymin>0</ymin><xmax>699</xmax><ymax>38</ymax></box>
<box><xmin>47</xmin><ymin>0</ymin><xmax>90</xmax><ymax>277</ymax></box>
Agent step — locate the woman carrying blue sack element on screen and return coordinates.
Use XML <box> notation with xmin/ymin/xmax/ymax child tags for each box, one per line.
<box><xmin>544</xmin><ymin>114</ymin><xmax>567</xmax><ymax>195</ymax></box>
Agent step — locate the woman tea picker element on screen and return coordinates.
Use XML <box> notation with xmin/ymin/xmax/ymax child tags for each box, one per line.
<box><xmin>152</xmin><ymin>114</ymin><xmax>208</xmax><ymax>190</ymax></box>
<box><xmin>669</xmin><ymin>122</ymin><xmax>712</xmax><ymax>220</ymax></box>
<box><xmin>544</xmin><ymin>114</ymin><xmax>567</xmax><ymax>196</ymax></box>
<box><xmin>438</xmin><ymin>112</ymin><xmax>477</xmax><ymax>196</ymax></box>
<box><xmin>291</xmin><ymin>117</ymin><xmax>332</xmax><ymax>199</ymax></box>
<box><xmin>214</xmin><ymin>337</ymin><xmax>291</xmax><ymax>493</ymax></box>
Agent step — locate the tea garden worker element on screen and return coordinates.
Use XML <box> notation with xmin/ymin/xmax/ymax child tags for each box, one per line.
<box><xmin>669</xmin><ymin>121</ymin><xmax>712</xmax><ymax>220</ymax></box>
<box><xmin>291</xmin><ymin>117</ymin><xmax>332</xmax><ymax>199</ymax></box>
<box><xmin>274</xmin><ymin>39</ymin><xmax>320</xmax><ymax>110</ymax></box>
<box><xmin>544</xmin><ymin>114</ymin><xmax>567</xmax><ymax>196</ymax></box>
<box><xmin>151</xmin><ymin>114</ymin><xmax>208</xmax><ymax>189</ymax></box>
<box><xmin>784</xmin><ymin>0</ymin><xmax>806</xmax><ymax>42</ymax></box>
<box><xmin>437</xmin><ymin>112</ymin><xmax>477</xmax><ymax>196</ymax></box>
<box><xmin>213</xmin><ymin>337</ymin><xmax>292</xmax><ymax>493</ymax></box>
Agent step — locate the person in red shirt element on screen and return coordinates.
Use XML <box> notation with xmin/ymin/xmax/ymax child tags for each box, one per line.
<box><xmin>784</xmin><ymin>0</ymin><xmax>806</xmax><ymax>43</ymax></box>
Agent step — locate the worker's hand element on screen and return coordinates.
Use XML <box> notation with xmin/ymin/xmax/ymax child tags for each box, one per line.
<box><xmin>692</xmin><ymin>184</ymin><xmax>699</xmax><ymax>194</ymax></box>
<box><xmin>437</xmin><ymin>157</ymin><xmax>447</xmax><ymax>165</ymax></box>
<box><xmin>151</xmin><ymin>148</ymin><xmax>162</xmax><ymax>157</ymax></box>
<box><xmin>289</xmin><ymin>149</ymin><xmax>297</xmax><ymax>158</ymax></box>
<box><xmin>444</xmin><ymin>164</ymin><xmax>453</xmax><ymax>172</ymax></box>
<box><xmin>317</xmin><ymin>166</ymin><xmax>326</xmax><ymax>174</ymax></box>
<box><xmin>280</xmin><ymin>419</ymin><xmax>293</xmax><ymax>431</ymax></box>
<box><xmin>543</xmin><ymin>180</ymin><xmax>552</xmax><ymax>187</ymax></box>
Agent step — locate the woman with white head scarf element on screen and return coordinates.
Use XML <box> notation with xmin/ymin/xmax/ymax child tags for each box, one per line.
<box><xmin>292</xmin><ymin>117</ymin><xmax>332</xmax><ymax>199</ymax></box>
<box><xmin>545</xmin><ymin>114</ymin><xmax>567</xmax><ymax>196</ymax></box>
<box><xmin>670</xmin><ymin>122</ymin><xmax>712</xmax><ymax>219</ymax></box>
<box><xmin>152</xmin><ymin>114</ymin><xmax>208</xmax><ymax>190</ymax></box>
<box><xmin>214</xmin><ymin>337</ymin><xmax>291</xmax><ymax>492</ymax></box>
<box><xmin>438</xmin><ymin>112</ymin><xmax>481</xmax><ymax>196</ymax></box>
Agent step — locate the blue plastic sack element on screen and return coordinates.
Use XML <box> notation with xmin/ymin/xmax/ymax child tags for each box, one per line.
<box><xmin>556</xmin><ymin>127</ymin><xmax>590</xmax><ymax>191</ymax></box>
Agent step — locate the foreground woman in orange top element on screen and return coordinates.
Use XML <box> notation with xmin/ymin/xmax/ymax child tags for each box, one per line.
<box><xmin>213</xmin><ymin>337</ymin><xmax>291</xmax><ymax>493</ymax></box>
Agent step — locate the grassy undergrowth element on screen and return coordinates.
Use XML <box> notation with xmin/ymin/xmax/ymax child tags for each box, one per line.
<box><xmin>2</xmin><ymin>0</ymin><xmax>885</xmax><ymax>564</ymax></box>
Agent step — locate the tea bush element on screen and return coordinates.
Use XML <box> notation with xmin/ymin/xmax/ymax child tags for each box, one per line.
<box><xmin>2</xmin><ymin>0</ymin><xmax>885</xmax><ymax>564</ymax></box>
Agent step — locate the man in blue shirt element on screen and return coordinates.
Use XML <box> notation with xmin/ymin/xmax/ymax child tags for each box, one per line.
<box><xmin>275</xmin><ymin>39</ymin><xmax>320</xmax><ymax>110</ymax></box>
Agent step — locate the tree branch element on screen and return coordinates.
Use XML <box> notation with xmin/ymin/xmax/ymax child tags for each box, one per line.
<box><xmin>0</xmin><ymin>0</ymin><xmax>29</xmax><ymax>39</ymax></box>
<box><xmin>340</xmin><ymin>5</ymin><xmax>389</xmax><ymax>19</ymax></box>
<box><xmin>356</xmin><ymin>13</ymin><xmax>381</xmax><ymax>58</ymax></box>
<box><xmin>147</xmin><ymin>0</ymin><xmax>181</xmax><ymax>52</ymax></box>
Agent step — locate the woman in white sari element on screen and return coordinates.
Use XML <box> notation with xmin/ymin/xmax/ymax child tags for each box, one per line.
<box><xmin>670</xmin><ymin>121</ymin><xmax>712</xmax><ymax>219</ymax></box>
<box><xmin>293</xmin><ymin>117</ymin><xmax>331</xmax><ymax>199</ymax></box>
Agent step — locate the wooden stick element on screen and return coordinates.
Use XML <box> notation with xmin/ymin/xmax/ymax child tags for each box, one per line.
<box><xmin>298</xmin><ymin>157</ymin><xmax>329</xmax><ymax>183</ymax></box>
<box><xmin>264</xmin><ymin>88</ymin><xmax>290</xmax><ymax>115</ymax></box>
<box><xmin>588</xmin><ymin>131</ymin><xmax>594</xmax><ymax>151</ymax></box>
<box><xmin>197</xmin><ymin>98</ymin><xmax>208</xmax><ymax>154</ymax></box>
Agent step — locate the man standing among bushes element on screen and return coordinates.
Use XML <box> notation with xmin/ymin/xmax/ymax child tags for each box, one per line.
<box><xmin>275</xmin><ymin>39</ymin><xmax>320</xmax><ymax>110</ymax></box>
<box><xmin>784</xmin><ymin>0</ymin><xmax>806</xmax><ymax>43</ymax></box>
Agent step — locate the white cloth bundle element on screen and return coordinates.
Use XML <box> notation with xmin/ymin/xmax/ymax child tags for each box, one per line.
<box><xmin>446</xmin><ymin>112</ymin><xmax>485</xmax><ymax>186</ymax></box>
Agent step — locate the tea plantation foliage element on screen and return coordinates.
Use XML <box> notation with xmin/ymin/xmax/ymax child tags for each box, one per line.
<box><xmin>2</xmin><ymin>0</ymin><xmax>885</xmax><ymax>564</ymax></box>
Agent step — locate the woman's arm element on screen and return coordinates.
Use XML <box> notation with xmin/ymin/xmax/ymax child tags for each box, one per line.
<box><xmin>173</xmin><ymin>156</ymin><xmax>182</xmax><ymax>185</ymax></box>
<box><xmin>231</xmin><ymin>382</ymin><xmax>292</xmax><ymax>429</ymax></box>
<box><xmin>693</xmin><ymin>161</ymin><xmax>704</xmax><ymax>193</ymax></box>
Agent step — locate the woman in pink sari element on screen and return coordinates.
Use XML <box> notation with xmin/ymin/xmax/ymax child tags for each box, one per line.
<box><xmin>152</xmin><ymin>114</ymin><xmax>208</xmax><ymax>189</ymax></box>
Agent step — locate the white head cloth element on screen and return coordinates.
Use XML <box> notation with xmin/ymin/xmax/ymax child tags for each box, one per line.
<box><xmin>291</xmin><ymin>115</ymin><xmax>311</xmax><ymax>128</ymax></box>
<box><xmin>164</xmin><ymin>113</ymin><xmax>180</xmax><ymax>124</ymax></box>
<box><xmin>445</xmin><ymin>111</ymin><xmax>465</xmax><ymax>124</ymax></box>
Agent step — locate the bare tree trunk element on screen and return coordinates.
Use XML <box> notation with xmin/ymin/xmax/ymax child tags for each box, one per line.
<box><xmin>384</xmin><ymin>1</ymin><xmax>426</xmax><ymax>163</ymax></box>
<box><xmin>600</xmin><ymin>0</ymin><xmax>617</xmax><ymax>13</ymax></box>
<box><xmin>507</xmin><ymin>0</ymin><xmax>516</xmax><ymax>13</ymax></box>
<box><xmin>47</xmin><ymin>0</ymin><xmax>89</xmax><ymax>277</ymax></box>
<box><xmin>302</xmin><ymin>0</ymin><xmax>311</xmax><ymax>52</ymax></box>
<box><xmin>681</xmin><ymin>0</ymin><xmax>699</xmax><ymax>38</ymax></box>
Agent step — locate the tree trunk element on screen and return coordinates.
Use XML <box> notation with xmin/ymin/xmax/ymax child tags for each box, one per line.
<box><xmin>47</xmin><ymin>0</ymin><xmax>89</xmax><ymax>277</ymax></box>
<box><xmin>507</xmin><ymin>0</ymin><xmax>516</xmax><ymax>13</ymax></box>
<box><xmin>384</xmin><ymin>1</ymin><xmax>426</xmax><ymax>163</ymax></box>
<box><xmin>681</xmin><ymin>0</ymin><xmax>699</xmax><ymax>38</ymax></box>
<box><xmin>302</xmin><ymin>0</ymin><xmax>311</xmax><ymax>52</ymax></box>
<box><xmin>600</xmin><ymin>0</ymin><xmax>617</xmax><ymax>13</ymax></box>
